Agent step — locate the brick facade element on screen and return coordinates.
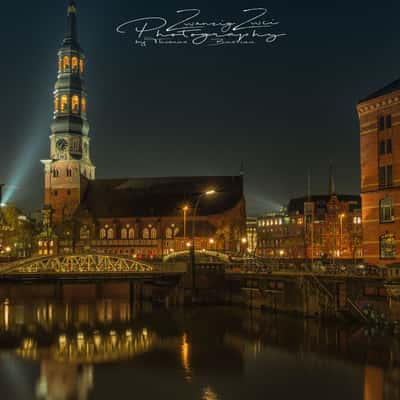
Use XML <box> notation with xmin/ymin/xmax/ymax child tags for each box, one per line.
<box><xmin>358</xmin><ymin>82</ymin><xmax>400</xmax><ymax>265</ymax></box>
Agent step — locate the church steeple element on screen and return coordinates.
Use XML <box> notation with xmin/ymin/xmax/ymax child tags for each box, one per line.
<box><xmin>64</xmin><ymin>1</ymin><xmax>79</xmax><ymax>47</ymax></box>
<box><xmin>42</xmin><ymin>2</ymin><xmax>95</xmax><ymax>224</ymax></box>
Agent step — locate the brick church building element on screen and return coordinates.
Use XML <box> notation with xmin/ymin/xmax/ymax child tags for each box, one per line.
<box><xmin>39</xmin><ymin>2</ymin><xmax>246</xmax><ymax>258</ymax></box>
<box><xmin>358</xmin><ymin>78</ymin><xmax>400</xmax><ymax>265</ymax></box>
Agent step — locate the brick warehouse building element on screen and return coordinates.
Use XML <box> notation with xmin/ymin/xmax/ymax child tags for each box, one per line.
<box><xmin>358</xmin><ymin>79</ymin><xmax>400</xmax><ymax>265</ymax></box>
<box><xmin>38</xmin><ymin>2</ymin><xmax>246</xmax><ymax>258</ymax></box>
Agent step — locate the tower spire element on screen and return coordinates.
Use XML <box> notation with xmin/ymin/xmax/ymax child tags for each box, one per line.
<box><xmin>329</xmin><ymin>161</ymin><xmax>336</xmax><ymax>195</ymax></box>
<box><xmin>64</xmin><ymin>1</ymin><xmax>78</xmax><ymax>47</ymax></box>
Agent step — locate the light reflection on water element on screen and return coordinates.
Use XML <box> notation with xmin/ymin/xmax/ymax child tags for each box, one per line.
<box><xmin>0</xmin><ymin>282</ymin><xmax>399</xmax><ymax>400</ymax></box>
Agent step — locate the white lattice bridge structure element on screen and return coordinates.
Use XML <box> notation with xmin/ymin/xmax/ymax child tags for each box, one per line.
<box><xmin>0</xmin><ymin>254</ymin><xmax>157</xmax><ymax>276</ymax></box>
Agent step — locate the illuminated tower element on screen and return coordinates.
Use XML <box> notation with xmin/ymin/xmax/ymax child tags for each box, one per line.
<box><xmin>42</xmin><ymin>1</ymin><xmax>95</xmax><ymax>223</ymax></box>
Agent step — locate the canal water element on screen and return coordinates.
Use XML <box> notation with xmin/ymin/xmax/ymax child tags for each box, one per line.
<box><xmin>0</xmin><ymin>282</ymin><xmax>398</xmax><ymax>399</ymax></box>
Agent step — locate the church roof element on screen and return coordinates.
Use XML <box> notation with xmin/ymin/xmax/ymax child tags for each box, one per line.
<box><xmin>76</xmin><ymin>176</ymin><xmax>244</xmax><ymax>219</ymax></box>
<box><xmin>359</xmin><ymin>78</ymin><xmax>400</xmax><ymax>103</ymax></box>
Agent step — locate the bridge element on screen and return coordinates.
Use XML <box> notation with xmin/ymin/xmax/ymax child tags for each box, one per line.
<box><xmin>162</xmin><ymin>249</ymin><xmax>229</xmax><ymax>262</ymax></box>
<box><xmin>0</xmin><ymin>254</ymin><xmax>186</xmax><ymax>279</ymax></box>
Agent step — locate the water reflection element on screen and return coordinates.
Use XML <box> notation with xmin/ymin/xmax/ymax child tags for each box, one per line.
<box><xmin>0</xmin><ymin>282</ymin><xmax>399</xmax><ymax>399</ymax></box>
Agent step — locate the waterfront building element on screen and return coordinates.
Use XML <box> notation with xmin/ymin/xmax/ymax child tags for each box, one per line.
<box><xmin>256</xmin><ymin>174</ymin><xmax>362</xmax><ymax>261</ymax></box>
<box><xmin>256</xmin><ymin>210</ymin><xmax>291</xmax><ymax>258</ymax></box>
<box><xmin>358</xmin><ymin>79</ymin><xmax>400</xmax><ymax>265</ymax></box>
<box><xmin>40</xmin><ymin>2</ymin><xmax>246</xmax><ymax>258</ymax></box>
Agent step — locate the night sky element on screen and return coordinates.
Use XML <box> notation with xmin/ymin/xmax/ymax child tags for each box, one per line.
<box><xmin>2</xmin><ymin>0</ymin><xmax>400</xmax><ymax>216</ymax></box>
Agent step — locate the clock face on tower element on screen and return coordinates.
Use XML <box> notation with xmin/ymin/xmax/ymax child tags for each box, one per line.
<box><xmin>56</xmin><ymin>138</ymin><xmax>68</xmax><ymax>151</ymax></box>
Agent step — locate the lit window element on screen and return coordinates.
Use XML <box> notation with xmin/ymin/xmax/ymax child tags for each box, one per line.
<box><xmin>380</xmin><ymin>234</ymin><xmax>395</xmax><ymax>259</ymax></box>
<box><xmin>81</xmin><ymin>97</ymin><xmax>87</xmax><ymax>113</ymax></box>
<box><xmin>71</xmin><ymin>57</ymin><xmax>78</xmax><ymax>72</ymax></box>
<box><xmin>380</xmin><ymin>197</ymin><xmax>394</xmax><ymax>223</ymax></box>
<box><xmin>63</xmin><ymin>56</ymin><xmax>70</xmax><ymax>71</ymax></box>
<box><xmin>121</xmin><ymin>228</ymin><xmax>127</xmax><ymax>239</ymax></box>
<box><xmin>151</xmin><ymin>228</ymin><xmax>157</xmax><ymax>239</ymax></box>
<box><xmin>58</xmin><ymin>58</ymin><xmax>62</xmax><ymax>73</ymax></box>
<box><xmin>80</xmin><ymin>226</ymin><xmax>90</xmax><ymax>240</ymax></box>
<box><xmin>107</xmin><ymin>228</ymin><xmax>114</xmax><ymax>240</ymax></box>
<box><xmin>54</xmin><ymin>97</ymin><xmax>59</xmax><ymax>112</ymax></box>
<box><xmin>60</xmin><ymin>95</ymin><xmax>68</xmax><ymax>112</ymax></box>
<box><xmin>100</xmin><ymin>228</ymin><xmax>106</xmax><ymax>239</ymax></box>
<box><xmin>128</xmin><ymin>228</ymin><xmax>134</xmax><ymax>239</ymax></box>
<box><xmin>143</xmin><ymin>228</ymin><xmax>150</xmax><ymax>239</ymax></box>
<box><xmin>71</xmin><ymin>95</ymin><xmax>79</xmax><ymax>113</ymax></box>
<box><xmin>79</xmin><ymin>59</ymin><xmax>84</xmax><ymax>74</ymax></box>
<box><xmin>166</xmin><ymin>228</ymin><xmax>173</xmax><ymax>239</ymax></box>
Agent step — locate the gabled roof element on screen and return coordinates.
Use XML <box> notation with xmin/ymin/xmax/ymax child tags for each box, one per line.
<box><xmin>359</xmin><ymin>78</ymin><xmax>400</xmax><ymax>104</ymax></box>
<box><xmin>75</xmin><ymin>176</ymin><xmax>244</xmax><ymax>219</ymax></box>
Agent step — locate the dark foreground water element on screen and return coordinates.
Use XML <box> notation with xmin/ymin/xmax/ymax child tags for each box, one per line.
<box><xmin>0</xmin><ymin>282</ymin><xmax>399</xmax><ymax>400</ymax></box>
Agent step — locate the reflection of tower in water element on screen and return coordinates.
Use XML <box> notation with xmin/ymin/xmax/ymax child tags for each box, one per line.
<box><xmin>36</xmin><ymin>361</ymin><xmax>93</xmax><ymax>400</ymax></box>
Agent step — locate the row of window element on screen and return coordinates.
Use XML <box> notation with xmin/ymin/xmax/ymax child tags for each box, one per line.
<box><xmin>52</xmin><ymin>168</ymin><xmax>74</xmax><ymax>178</ymax></box>
<box><xmin>54</xmin><ymin>95</ymin><xmax>87</xmax><ymax>114</ymax></box>
<box><xmin>379</xmin><ymin>139</ymin><xmax>392</xmax><ymax>155</ymax></box>
<box><xmin>58</xmin><ymin>56</ymin><xmax>84</xmax><ymax>75</ymax></box>
<box><xmin>378</xmin><ymin>114</ymin><xmax>392</xmax><ymax>131</ymax></box>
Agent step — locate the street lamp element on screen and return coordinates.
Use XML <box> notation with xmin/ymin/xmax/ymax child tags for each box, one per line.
<box><xmin>339</xmin><ymin>213</ymin><xmax>345</xmax><ymax>256</ymax></box>
<box><xmin>182</xmin><ymin>205</ymin><xmax>189</xmax><ymax>240</ymax></box>
<box><xmin>190</xmin><ymin>189</ymin><xmax>217</xmax><ymax>300</ymax></box>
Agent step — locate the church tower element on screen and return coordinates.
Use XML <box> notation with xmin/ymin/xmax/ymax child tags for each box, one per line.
<box><xmin>42</xmin><ymin>1</ymin><xmax>95</xmax><ymax>224</ymax></box>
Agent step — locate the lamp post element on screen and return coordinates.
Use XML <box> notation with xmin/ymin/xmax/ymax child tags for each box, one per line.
<box><xmin>182</xmin><ymin>205</ymin><xmax>189</xmax><ymax>240</ymax></box>
<box><xmin>190</xmin><ymin>190</ymin><xmax>216</xmax><ymax>300</ymax></box>
<box><xmin>339</xmin><ymin>213</ymin><xmax>345</xmax><ymax>257</ymax></box>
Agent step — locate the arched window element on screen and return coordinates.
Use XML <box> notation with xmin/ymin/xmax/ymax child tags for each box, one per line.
<box><xmin>66</xmin><ymin>168</ymin><xmax>72</xmax><ymax>177</ymax></box>
<box><xmin>107</xmin><ymin>228</ymin><xmax>114</xmax><ymax>240</ymax></box>
<box><xmin>165</xmin><ymin>227</ymin><xmax>173</xmax><ymax>239</ymax></box>
<box><xmin>54</xmin><ymin>97</ymin><xmax>59</xmax><ymax>112</ymax></box>
<box><xmin>60</xmin><ymin>95</ymin><xmax>68</xmax><ymax>112</ymax></box>
<box><xmin>128</xmin><ymin>228</ymin><xmax>135</xmax><ymax>239</ymax></box>
<box><xmin>81</xmin><ymin>97</ymin><xmax>87</xmax><ymax>113</ymax></box>
<box><xmin>121</xmin><ymin>228</ymin><xmax>127</xmax><ymax>239</ymax></box>
<box><xmin>143</xmin><ymin>228</ymin><xmax>150</xmax><ymax>239</ymax></box>
<box><xmin>79</xmin><ymin>59</ymin><xmax>84</xmax><ymax>74</ymax></box>
<box><xmin>151</xmin><ymin>228</ymin><xmax>157</xmax><ymax>239</ymax></box>
<box><xmin>100</xmin><ymin>228</ymin><xmax>106</xmax><ymax>239</ymax></box>
<box><xmin>380</xmin><ymin>234</ymin><xmax>395</xmax><ymax>259</ymax></box>
<box><xmin>63</xmin><ymin>56</ymin><xmax>70</xmax><ymax>71</ymax></box>
<box><xmin>71</xmin><ymin>95</ymin><xmax>79</xmax><ymax>113</ymax></box>
<box><xmin>52</xmin><ymin>169</ymin><xmax>59</xmax><ymax>178</ymax></box>
<box><xmin>174</xmin><ymin>227</ymin><xmax>180</xmax><ymax>237</ymax></box>
<box><xmin>71</xmin><ymin>57</ymin><xmax>78</xmax><ymax>72</ymax></box>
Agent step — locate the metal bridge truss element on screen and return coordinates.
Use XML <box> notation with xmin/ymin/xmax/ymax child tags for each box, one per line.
<box><xmin>2</xmin><ymin>254</ymin><xmax>155</xmax><ymax>275</ymax></box>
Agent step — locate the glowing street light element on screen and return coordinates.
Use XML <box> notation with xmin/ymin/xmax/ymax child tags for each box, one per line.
<box><xmin>190</xmin><ymin>189</ymin><xmax>217</xmax><ymax>299</ymax></box>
